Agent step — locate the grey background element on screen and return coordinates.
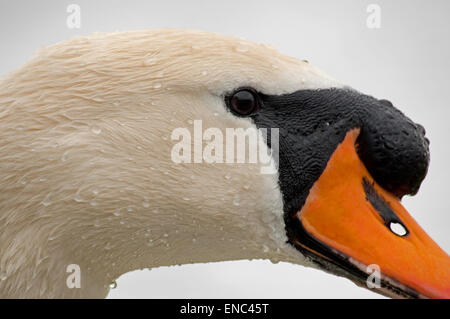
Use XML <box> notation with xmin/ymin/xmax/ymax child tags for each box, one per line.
<box><xmin>0</xmin><ymin>0</ymin><xmax>448</xmax><ymax>298</ymax></box>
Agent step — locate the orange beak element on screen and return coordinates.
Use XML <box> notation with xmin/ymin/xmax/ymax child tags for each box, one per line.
<box><xmin>296</xmin><ymin>129</ymin><xmax>450</xmax><ymax>298</ymax></box>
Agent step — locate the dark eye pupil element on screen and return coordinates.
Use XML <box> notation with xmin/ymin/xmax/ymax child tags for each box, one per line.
<box><xmin>231</xmin><ymin>90</ymin><xmax>257</xmax><ymax>115</ymax></box>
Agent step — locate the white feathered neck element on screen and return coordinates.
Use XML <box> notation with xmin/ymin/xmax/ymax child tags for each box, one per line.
<box><xmin>0</xmin><ymin>29</ymin><xmax>340</xmax><ymax>298</ymax></box>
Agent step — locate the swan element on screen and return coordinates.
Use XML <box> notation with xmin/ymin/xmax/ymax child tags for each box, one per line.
<box><xmin>0</xmin><ymin>29</ymin><xmax>448</xmax><ymax>299</ymax></box>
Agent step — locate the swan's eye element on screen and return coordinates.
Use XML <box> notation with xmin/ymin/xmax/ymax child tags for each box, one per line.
<box><xmin>229</xmin><ymin>89</ymin><xmax>260</xmax><ymax>116</ymax></box>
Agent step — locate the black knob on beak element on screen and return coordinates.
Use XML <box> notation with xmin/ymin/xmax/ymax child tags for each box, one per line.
<box><xmin>356</xmin><ymin>99</ymin><xmax>430</xmax><ymax>197</ymax></box>
<box><xmin>249</xmin><ymin>88</ymin><xmax>430</xmax><ymax>215</ymax></box>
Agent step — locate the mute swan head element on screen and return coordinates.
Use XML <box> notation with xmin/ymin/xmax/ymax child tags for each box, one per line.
<box><xmin>0</xmin><ymin>29</ymin><xmax>448</xmax><ymax>298</ymax></box>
